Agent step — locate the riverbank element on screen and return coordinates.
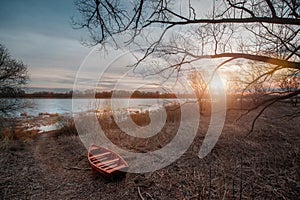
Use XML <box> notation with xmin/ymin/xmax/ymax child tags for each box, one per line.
<box><xmin>0</xmin><ymin>113</ymin><xmax>71</xmax><ymax>141</ymax></box>
<box><xmin>0</xmin><ymin>103</ymin><xmax>299</xmax><ymax>199</ymax></box>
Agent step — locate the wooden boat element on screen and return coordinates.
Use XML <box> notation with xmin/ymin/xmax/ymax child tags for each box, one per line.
<box><xmin>88</xmin><ymin>144</ymin><xmax>128</xmax><ymax>177</ymax></box>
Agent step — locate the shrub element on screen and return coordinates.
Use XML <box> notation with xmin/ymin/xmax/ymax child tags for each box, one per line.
<box><xmin>57</xmin><ymin>118</ymin><xmax>78</xmax><ymax>136</ymax></box>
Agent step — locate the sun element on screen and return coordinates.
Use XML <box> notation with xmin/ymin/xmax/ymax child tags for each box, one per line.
<box><xmin>208</xmin><ymin>73</ymin><xmax>228</xmax><ymax>92</ymax></box>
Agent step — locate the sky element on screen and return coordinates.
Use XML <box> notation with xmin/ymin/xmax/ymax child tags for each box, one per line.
<box><xmin>0</xmin><ymin>0</ymin><xmax>90</xmax><ymax>90</ymax></box>
<box><xmin>0</xmin><ymin>0</ymin><xmax>214</xmax><ymax>92</ymax></box>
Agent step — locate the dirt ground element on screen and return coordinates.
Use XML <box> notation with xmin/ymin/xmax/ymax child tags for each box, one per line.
<box><xmin>0</xmin><ymin>102</ymin><xmax>300</xmax><ymax>199</ymax></box>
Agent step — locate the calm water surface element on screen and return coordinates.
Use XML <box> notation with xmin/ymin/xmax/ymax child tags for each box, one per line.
<box><xmin>18</xmin><ymin>98</ymin><xmax>179</xmax><ymax>117</ymax></box>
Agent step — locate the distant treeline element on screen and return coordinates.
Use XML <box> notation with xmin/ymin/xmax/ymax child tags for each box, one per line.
<box><xmin>1</xmin><ymin>90</ymin><xmax>194</xmax><ymax>99</ymax></box>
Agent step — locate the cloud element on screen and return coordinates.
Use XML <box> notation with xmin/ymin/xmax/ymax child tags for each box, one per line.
<box><xmin>0</xmin><ymin>30</ymin><xmax>91</xmax><ymax>89</ymax></box>
<box><xmin>0</xmin><ymin>0</ymin><xmax>212</xmax><ymax>90</ymax></box>
<box><xmin>0</xmin><ymin>31</ymin><xmax>89</xmax><ymax>67</ymax></box>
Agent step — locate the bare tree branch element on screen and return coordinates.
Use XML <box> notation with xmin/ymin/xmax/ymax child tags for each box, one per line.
<box><xmin>0</xmin><ymin>44</ymin><xmax>28</xmax><ymax>115</ymax></box>
<box><xmin>73</xmin><ymin>0</ymin><xmax>300</xmax><ymax>128</ymax></box>
<box><xmin>148</xmin><ymin>17</ymin><xmax>300</xmax><ymax>26</ymax></box>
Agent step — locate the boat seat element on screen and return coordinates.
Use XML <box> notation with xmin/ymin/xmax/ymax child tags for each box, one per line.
<box><xmin>103</xmin><ymin>164</ymin><xmax>118</xmax><ymax>170</ymax></box>
<box><xmin>96</xmin><ymin>158</ymin><xmax>119</xmax><ymax>167</ymax></box>
<box><xmin>100</xmin><ymin>161</ymin><xmax>117</xmax><ymax>168</ymax></box>
<box><xmin>90</xmin><ymin>152</ymin><xmax>111</xmax><ymax>159</ymax></box>
<box><xmin>92</xmin><ymin>156</ymin><xmax>110</xmax><ymax>164</ymax></box>
<box><xmin>91</xmin><ymin>155</ymin><xmax>110</xmax><ymax>162</ymax></box>
<box><xmin>107</xmin><ymin>164</ymin><xmax>127</xmax><ymax>173</ymax></box>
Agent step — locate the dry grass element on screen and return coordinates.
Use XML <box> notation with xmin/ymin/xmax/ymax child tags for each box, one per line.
<box><xmin>0</xmin><ymin>102</ymin><xmax>299</xmax><ymax>199</ymax></box>
<box><xmin>70</xmin><ymin>102</ymin><xmax>300</xmax><ymax>198</ymax></box>
<box><xmin>104</xmin><ymin>102</ymin><xmax>300</xmax><ymax>199</ymax></box>
<box><xmin>0</xmin><ymin>119</ymin><xmax>39</xmax><ymax>142</ymax></box>
<box><xmin>57</xmin><ymin>117</ymin><xmax>78</xmax><ymax>137</ymax></box>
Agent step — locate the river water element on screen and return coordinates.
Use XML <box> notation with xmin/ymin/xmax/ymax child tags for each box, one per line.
<box><xmin>16</xmin><ymin>98</ymin><xmax>179</xmax><ymax>117</ymax></box>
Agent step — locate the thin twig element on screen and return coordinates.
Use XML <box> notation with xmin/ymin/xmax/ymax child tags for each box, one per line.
<box><xmin>138</xmin><ymin>186</ymin><xmax>145</xmax><ymax>200</ymax></box>
<box><xmin>145</xmin><ymin>192</ymin><xmax>154</xmax><ymax>200</ymax></box>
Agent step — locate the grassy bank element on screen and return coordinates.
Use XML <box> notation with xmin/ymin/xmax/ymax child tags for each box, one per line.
<box><xmin>0</xmin><ymin>102</ymin><xmax>299</xmax><ymax>199</ymax></box>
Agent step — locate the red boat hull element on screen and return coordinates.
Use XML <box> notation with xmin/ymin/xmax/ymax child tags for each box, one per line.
<box><xmin>88</xmin><ymin>145</ymin><xmax>128</xmax><ymax>177</ymax></box>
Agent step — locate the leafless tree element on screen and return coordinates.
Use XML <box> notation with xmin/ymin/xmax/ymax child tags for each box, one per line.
<box><xmin>0</xmin><ymin>44</ymin><xmax>28</xmax><ymax>115</ymax></box>
<box><xmin>278</xmin><ymin>70</ymin><xmax>300</xmax><ymax>106</ymax></box>
<box><xmin>73</xmin><ymin>0</ymin><xmax>300</xmax><ymax>128</ymax></box>
<box><xmin>188</xmin><ymin>70</ymin><xmax>211</xmax><ymax>114</ymax></box>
